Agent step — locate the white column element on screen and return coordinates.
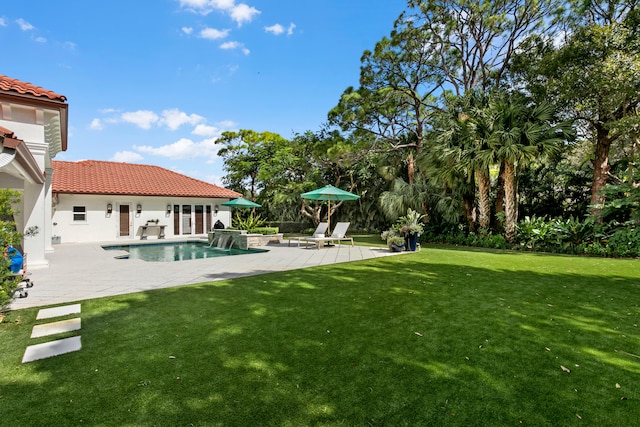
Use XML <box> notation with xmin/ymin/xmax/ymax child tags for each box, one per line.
<box><xmin>44</xmin><ymin>167</ymin><xmax>54</xmax><ymax>253</ymax></box>
<box><xmin>22</xmin><ymin>141</ymin><xmax>49</xmax><ymax>268</ymax></box>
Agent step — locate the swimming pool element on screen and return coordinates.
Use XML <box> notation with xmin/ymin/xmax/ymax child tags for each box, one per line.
<box><xmin>102</xmin><ymin>241</ymin><xmax>268</xmax><ymax>262</ymax></box>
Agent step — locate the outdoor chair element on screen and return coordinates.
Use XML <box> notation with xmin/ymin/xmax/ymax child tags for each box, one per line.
<box><xmin>300</xmin><ymin>222</ymin><xmax>354</xmax><ymax>249</ymax></box>
<box><xmin>288</xmin><ymin>222</ymin><xmax>328</xmax><ymax>247</ymax></box>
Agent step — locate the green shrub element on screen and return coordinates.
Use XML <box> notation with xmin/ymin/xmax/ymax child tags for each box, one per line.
<box><xmin>250</xmin><ymin>227</ymin><xmax>279</xmax><ymax>235</ymax></box>
<box><xmin>550</xmin><ymin>216</ymin><xmax>594</xmax><ymax>248</ymax></box>
<box><xmin>606</xmin><ymin>226</ymin><xmax>640</xmax><ymax>257</ymax></box>
<box><xmin>1</xmin><ymin>189</ymin><xmax>23</xmax><ymax>313</ymax></box>
<box><xmin>423</xmin><ymin>214</ymin><xmax>639</xmax><ymax>259</ymax></box>
<box><xmin>516</xmin><ymin>215</ymin><xmax>553</xmax><ymax>250</ymax></box>
<box><xmin>232</xmin><ymin>213</ymin><xmax>266</xmax><ymax>232</ymax></box>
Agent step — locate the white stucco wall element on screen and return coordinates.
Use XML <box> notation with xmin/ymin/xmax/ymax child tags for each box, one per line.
<box><xmin>52</xmin><ymin>194</ymin><xmax>233</xmax><ymax>243</ymax></box>
<box><xmin>0</xmin><ymin>120</ymin><xmax>50</xmax><ymax>268</ymax></box>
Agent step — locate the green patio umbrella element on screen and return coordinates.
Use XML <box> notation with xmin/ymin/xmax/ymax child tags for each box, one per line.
<box><xmin>221</xmin><ymin>197</ymin><xmax>261</xmax><ymax>208</ymax></box>
<box><xmin>221</xmin><ymin>197</ymin><xmax>261</xmax><ymax>228</ymax></box>
<box><xmin>300</xmin><ymin>184</ymin><xmax>360</xmax><ymax>234</ymax></box>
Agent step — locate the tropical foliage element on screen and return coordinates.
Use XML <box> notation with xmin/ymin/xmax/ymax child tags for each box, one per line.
<box><xmin>214</xmin><ymin>0</ymin><xmax>640</xmax><ymax>256</ymax></box>
<box><xmin>0</xmin><ymin>189</ymin><xmax>23</xmax><ymax>311</ymax></box>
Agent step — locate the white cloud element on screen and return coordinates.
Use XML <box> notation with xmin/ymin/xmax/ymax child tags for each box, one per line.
<box><xmin>204</xmin><ymin>174</ymin><xmax>224</xmax><ymax>186</ymax></box>
<box><xmin>182</xmin><ymin>26</ymin><xmax>193</xmax><ymax>35</ymax></box>
<box><xmin>216</xmin><ymin>119</ymin><xmax>237</xmax><ymax>129</ymax></box>
<box><xmin>178</xmin><ymin>0</ymin><xmax>211</xmax><ymax>12</ymax></box>
<box><xmin>121</xmin><ymin>110</ymin><xmax>159</xmax><ymax>129</ymax></box>
<box><xmin>220</xmin><ymin>41</ymin><xmax>249</xmax><ymax>55</ymax></box>
<box><xmin>230</xmin><ymin>3</ymin><xmax>260</xmax><ymax>27</ymax></box>
<box><xmin>134</xmin><ymin>137</ymin><xmax>220</xmax><ymax>160</ymax></box>
<box><xmin>160</xmin><ymin>108</ymin><xmax>204</xmax><ymax>130</ymax></box>
<box><xmin>199</xmin><ymin>27</ymin><xmax>229</xmax><ymax>40</ymax></box>
<box><xmin>177</xmin><ymin>0</ymin><xmax>260</xmax><ymax>26</ymax></box>
<box><xmin>265</xmin><ymin>22</ymin><xmax>296</xmax><ymax>36</ymax></box>
<box><xmin>35</xmin><ymin>36</ymin><xmax>47</xmax><ymax>43</ymax></box>
<box><xmin>0</xmin><ymin>18</ymin><xmax>7</xmax><ymax>27</ymax></box>
<box><xmin>111</xmin><ymin>151</ymin><xmax>144</xmax><ymax>162</ymax></box>
<box><xmin>211</xmin><ymin>0</ymin><xmax>235</xmax><ymax>8</ymax></box>
<box><xmin>192</xmin><ymin>124</ymin><xmax>220</xmax><ymax>137</ymax></box>
<box><xmin>89</xmin><ymin>118</ymin><xmax>103</xmax><ymax>130</ymax></box>
<box><xmin>16</xmin><ymin>18</ymin><xmax>34</xmax><ymax>31</ymax></box>
<box><xmin>264</xmin><ymin>24</ymin><xmax>284</xmax><ymax>35</ymax></box>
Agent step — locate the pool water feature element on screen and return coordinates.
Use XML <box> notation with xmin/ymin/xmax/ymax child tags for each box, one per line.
<box><xmin>102</xmin><ymin>241</ymin><xmax>268</xmax><ymax>262</ymax></box>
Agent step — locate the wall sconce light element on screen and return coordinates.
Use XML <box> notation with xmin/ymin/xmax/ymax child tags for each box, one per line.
<box><xmin>214</xmin><ymin>204</ymin><xmax>219</xmax><ymax>215</ymax></box>
<box><xmin>136</xmin><ymin>204</ymin><xmax>142</xmax><ymax>214</ymax></box>
<box><xmin>107</xmin><ymin>203</ymin><xmax>113</xmax><ymax>214</ymax></box>
<box><xmin>167</xmin><ymin>204</ymin><xmax>172</xmax><ymax>214</ymax></box>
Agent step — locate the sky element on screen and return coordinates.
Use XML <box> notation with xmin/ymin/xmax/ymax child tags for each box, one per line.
<box><xmin>1</xmin><ymin>0</ymin><xmax>407</xmax><ymax>186</ymax></box>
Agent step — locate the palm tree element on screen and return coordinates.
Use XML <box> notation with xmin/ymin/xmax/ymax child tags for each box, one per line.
<box><xmin>437</xmin><ymin>91</ymin><xmax>496</xmax><ymax>231</ymax></box>
<box><xmin>489</xmin><ymin>96</ymin><xmax>573</xmax><ymax>241</ymax></box>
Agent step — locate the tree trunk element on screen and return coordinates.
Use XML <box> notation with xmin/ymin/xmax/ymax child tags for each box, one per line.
<box><xmin>495</xmin><ymin>161</ymin><xmax>506</xmax><ymax>232</ymax></box>
<box><xmin>407</xmin><ymin>152</ymin><xmax>415</xmax><ymax>185</ymax></box>
<box><xmin>475</xmin><ymin>167</ymin><xmax>491</xmax><ymax>230</ymax></box>
<box><xmin>300</xmin><ymin>201</ymin><xmax>322</xmax><ymax>226</ymax></box>
<box><xmin>590</xmin><ymin>125</ymin><xmax>612</xmax><ymax>215</ymax></box>
<box><xmin>503</xmin><ymin>161</ymin><xmax>518</xmax><ymax>242</ymax></box>
<box><xmin>463</xmin><ymin>174</ymin><xmax>476</xmax><ymax>232</ymax></box>
<box><xmin>463</xmin><ymin>194</ymin><xmax>476</xmax><ymax>232</ymax></box>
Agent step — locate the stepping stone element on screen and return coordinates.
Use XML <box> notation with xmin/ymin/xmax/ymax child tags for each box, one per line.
<box><xmin>22</xmin><ymin>336</ymin><xmax>82</xmax><ymax>363</ymax></box>
<box><xmin>36</xmin><ymin>304</ymin><xmax>81</xmax><ymax>320</ymax></box>
<box><xmin>31</xmin><ymin>318</ymin><xmax>81</xmax><ymax>338</ymax></box>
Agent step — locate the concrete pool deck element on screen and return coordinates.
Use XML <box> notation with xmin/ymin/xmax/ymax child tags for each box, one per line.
<box><xmin>10</xmin><ymin>239</ymin><xmax>402</xmax><ymax>310</ymax></box>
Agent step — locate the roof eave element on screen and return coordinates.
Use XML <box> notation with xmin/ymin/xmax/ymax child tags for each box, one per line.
<box><xmin>0</xmin><ymin>135</ymin><xmax>45</xmax><ymax>184</ymax></box>
<box><xmin>0</xmin><ymin>92</ymin><xmax>69</xmax><ymax>152</ymax></box>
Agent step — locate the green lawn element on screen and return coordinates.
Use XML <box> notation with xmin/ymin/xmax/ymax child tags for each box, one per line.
<box><xmin>1</xmin><ymin>246</ymin><xmax>639</xmax><ymax>426</ymax></box>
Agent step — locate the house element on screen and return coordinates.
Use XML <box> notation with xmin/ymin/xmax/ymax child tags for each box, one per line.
<box><xmin>0</xmin><ymin>75</ymin><xmax>68</xmax><ymax>268</ymax></box>
<box><xmin>51</xmin><ymin>160</ymin><xmax>241</xmax><ymax>243</ymax></box>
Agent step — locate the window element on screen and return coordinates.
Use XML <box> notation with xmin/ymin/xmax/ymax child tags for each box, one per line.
<box><xmin>73</xmin><ymin>206</ymin><xmax>87</xmax><ymax>222</ymax></box>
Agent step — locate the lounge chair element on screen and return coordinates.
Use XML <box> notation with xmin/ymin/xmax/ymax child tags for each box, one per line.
<box><xmin>288</xmin><ymin>222</ymin><xmax>328</xmax><ymax>247</ymax></box>
<box><xmin>300</xmin><ymin>222</ymin><xmax>354</xmax><ymax>249</ymax></box>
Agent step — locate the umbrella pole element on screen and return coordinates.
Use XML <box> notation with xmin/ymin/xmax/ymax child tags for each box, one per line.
<box><xmin>327</xmin><ymin>198</ymin><xmax>331</xmax><ymax>236</ymax></box>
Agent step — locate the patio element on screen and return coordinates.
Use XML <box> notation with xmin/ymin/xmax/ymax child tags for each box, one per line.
<box><xmin>10</xmin><ymin>239</ymin><xmax>400</xmax><ymax>310</ymax></box>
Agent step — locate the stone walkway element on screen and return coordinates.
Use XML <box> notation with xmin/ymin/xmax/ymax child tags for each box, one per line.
<box><xmin>22</xmin><ymin>304</ymin><xmax>82</xmax><ymax>363</ymax></box>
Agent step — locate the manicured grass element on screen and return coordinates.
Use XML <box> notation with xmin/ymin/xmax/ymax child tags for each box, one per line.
<box><xmin>1</xmin><ymin>246</ymin><xmax>639</xmax><ymax>426</ymax></box>
<box><xmin>352</xmin><ymin>233</ymin><xmax>387</xmax><ymax>247</ymax></box>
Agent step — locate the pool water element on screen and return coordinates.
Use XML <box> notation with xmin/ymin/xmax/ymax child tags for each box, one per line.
<box><xmin>102</xmin><ymin>241</ymin><xmax>268</xmax><ymax>262</ymax></box>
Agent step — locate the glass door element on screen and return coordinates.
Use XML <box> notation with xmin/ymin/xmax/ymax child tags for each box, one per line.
<box><xmin>195</xmin><ymin>205</ymin><xmax>204</xmax><ymax>234</ymax></box>
<box><xmin>182</xmin><ymin>205</ymin><xmax>192</xmax><ymax>234</ymax></box>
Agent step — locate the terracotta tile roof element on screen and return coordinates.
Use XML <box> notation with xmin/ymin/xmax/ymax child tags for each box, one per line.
<box><xmin>52</xmin><ymin>160</ymin><xmax>242</xmax><ymax>198</ymax></box>
<box><xmin>1</xmin><ymin>127</ymin><xmax>20</xmax><ymax>150</ymax></box>
<box><xmin>0</xmin><ymin>75</ymin><xmax>67</xmax><ymax>102</ymax></box>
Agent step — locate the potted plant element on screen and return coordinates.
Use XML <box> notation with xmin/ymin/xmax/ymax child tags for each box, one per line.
<box><xmin>381</xmin><ymin>209</ymin><xmax>426</xmax><ymax>252</ymax></box>
<box><xmin>381</xmin><ymin>228</ymin><xmax>405</xmax><ymax>252</ymax></box>
<box><xmin>398</xmin><ymin>209</ymin><xmax>425</xmax><ymax>251</ymax></box>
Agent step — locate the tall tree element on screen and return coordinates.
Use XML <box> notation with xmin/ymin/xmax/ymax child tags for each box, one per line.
<box><xmin>215</xmin><ymin>130</ymin><xmax>289</xmax><ymax>202</ymax></box>
<box><xmin>488</xmin><ymin>96</ymin><xmax>574</xmax><ymax>240</ymax></box>
<box><xmin>403</xmin><ymin>0</ymin><xmax>559</xmax><ymax>94</ymax></box>
<box><xmin>512</xmin><ymin>1</ymin><xmax>640</xmax><ymax>212</ymax></box>
<box><xmin>429</xmin><ymin>91</ymin><xmax>494</xmax><ymax>230</ymax></box>
<box><xmin>330</xmin><ymin>0</ymin><xmax>561</xmax><ymax>221</ymax></box>
<box><xmin>328</xmin><ymin>20</ymin><xmax>444</xmax><ymax>185</ymax></box>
